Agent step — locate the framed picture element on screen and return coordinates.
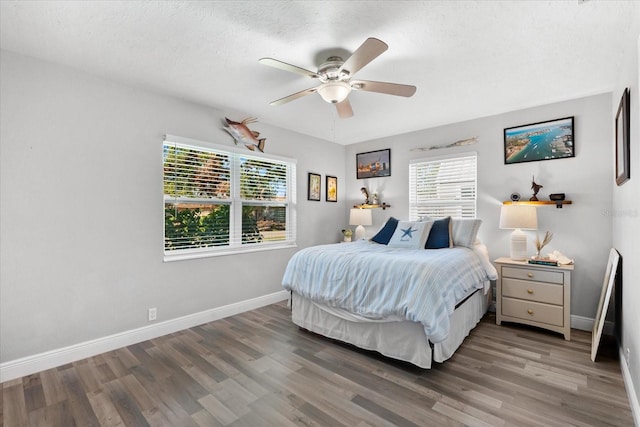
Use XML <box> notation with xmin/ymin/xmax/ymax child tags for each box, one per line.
<box><xmin>615</xmin><ymin>88</ymin><xmax>630</xmax><ymax>186</ymax></box>
<box><xmin>356</xmin><ymin>149</ymin><xmax>391</xmax><ymax>179</ymax></box>
<box><xmin>307</xmin><ymin>172</ymin><xmax>321</xmax><ymax>201</ymax></box>
<box><xmin>326</xmin><ymin>175</ymin><xmax>337</xmax><ymax>202</ymax></box>
<box><xmin>591</xmin><ymin>248</ymin><xmax>620</xmax><ymax>362</ymax></box>
<box><xmin>504</xmin><ymin>117</ymin><xmax>574</xmax><ymax>165</ymax></box>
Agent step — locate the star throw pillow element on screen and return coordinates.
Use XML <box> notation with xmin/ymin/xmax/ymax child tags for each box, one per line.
<box><xmin>387</xmin><ymin>221</ymin><xmax>432</xmax><ymax>249</ymax></box>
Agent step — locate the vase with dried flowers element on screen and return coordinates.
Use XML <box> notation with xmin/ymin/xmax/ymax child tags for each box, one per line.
<box><xmin>534</xmin><ymin>231</ymin><xmax>553</xmax><ymax>259</ymax></box>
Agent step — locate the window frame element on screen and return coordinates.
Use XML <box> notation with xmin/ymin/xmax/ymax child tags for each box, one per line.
<box><xmin>409</xmin><ymin>152</ymin><xmax>477</xmax><ymax>220</ymax></box>
<box><xmin>163</xmin><ymin>134</ymin><xmax>296</xmax><ymax>262</ymax></box>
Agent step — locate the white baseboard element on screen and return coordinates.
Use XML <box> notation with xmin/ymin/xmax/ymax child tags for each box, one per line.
<box><xmin>0</xmin><ymin>290</ymin><xmax>289</xmax><ymax>383</ymax></box>
<box><xmin>620</xmin><ymin>347</ymin><xmax>640</xmax><ymax>426</ymax></box>
<box><xmin>570</xmin><ymin>314</ymin><xmax>614</xmax><ymax>335</ymax></box>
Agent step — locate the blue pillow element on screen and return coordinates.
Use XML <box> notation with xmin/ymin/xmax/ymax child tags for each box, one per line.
<box><xmin>425</xmin><ymin>217</ymin><xmax>453</xmax><ymax>249</ymax></box>
<box><xmin>370</xmin><ymin>217</ymin><xmax>399</xmax><ymax>245</ymax></box>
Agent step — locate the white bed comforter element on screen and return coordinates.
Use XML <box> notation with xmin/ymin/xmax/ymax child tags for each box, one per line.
<box><xmin>282</xmin><ymin>240</ymin><xmax>498</xmax><ymax>343</ymax></box>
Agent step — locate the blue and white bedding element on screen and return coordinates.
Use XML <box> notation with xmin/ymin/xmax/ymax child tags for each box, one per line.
<box><xmin>282</xmin><ymin>240</ymin><xmax>498</xmax><ymax>343</ymax></box>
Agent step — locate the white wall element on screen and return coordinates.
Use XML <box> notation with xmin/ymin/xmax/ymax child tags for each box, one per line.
<box><xmin>611</xmin><ymin>14</ymin><xmax>640</xmax><ymax>415</ymax></box>
<box><xmin>0</xmin><ymin>50</ymin><xmax>346</xmax><ymax>364</ymax></box>
<box><xmin>345</xmin><ymin>93</ymin><xmax>613</xmax><ymax>322</ymax></box>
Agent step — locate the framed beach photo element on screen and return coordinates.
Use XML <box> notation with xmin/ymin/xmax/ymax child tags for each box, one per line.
<box><xmin>307</xmin><ymin>172</ymin><xmax>321</xmax><ymax>201</ymax></box>
<box><xmin>326</xmin><ymin>175</ymin><xmax>337</xmax><ymax>202</ymax></box>
<box><xmin>615</xmin><ymin>88</ymin><xmax>630</xmax><ymax>186</ymax></box>
<box><xmin>504</xmin><ymin>117</ymin><xmax>574</xmax><ymax>165</ymax></box>
<box><xmin>356</xmin><ymin>149</ymin><xmax>391</xmax><ymax>179</ymax></box>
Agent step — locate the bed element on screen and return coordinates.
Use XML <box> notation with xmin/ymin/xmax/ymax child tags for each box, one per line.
<box><xmin>281</xmin><ymin>217</ymin><xmax>498</xmax><ymax>368</ymax></box>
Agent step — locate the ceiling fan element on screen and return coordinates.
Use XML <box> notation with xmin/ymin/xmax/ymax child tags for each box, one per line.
<box><xmin>259</xmin><ymin>37</ymin><xmax>417</xmax><ymax>119</ymax></box>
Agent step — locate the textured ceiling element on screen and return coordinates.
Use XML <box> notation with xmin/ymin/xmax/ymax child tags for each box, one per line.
<box><xmin>1</xmin><ymin>1</ymin><xmax>638</xmax><ymax>144</ymax></box>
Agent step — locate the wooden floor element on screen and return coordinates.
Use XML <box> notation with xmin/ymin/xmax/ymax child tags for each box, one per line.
<box><xmin>1</xmin><ymin>302</ymin><xmax>634</xmax><ymax>426</ymax></box>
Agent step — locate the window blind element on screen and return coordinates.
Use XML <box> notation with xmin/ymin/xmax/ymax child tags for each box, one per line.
<box><xmin>409</xmin><ymin>153</ymin><xmax>477</xmax><ymax>220</ymax></box>
<box><xmin>163</xmin><ymin>137</ymin><xmax>296</xmax><ymax>259</ymax></box>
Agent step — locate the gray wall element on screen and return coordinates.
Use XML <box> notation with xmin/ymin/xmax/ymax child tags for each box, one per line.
<box><xmin>612</xmin><ymin>20</ymin><xmax>640</xmax><ymax>409</ymax></box>
<box><xmin>0</xmin><ymin>50</ymin><xmax>346</xmax><ymax>363</ymax></box>
<box><xmin>344</xmin><ymin>94</ymin><xmax>613</xmax><ymax>322</ymax></box>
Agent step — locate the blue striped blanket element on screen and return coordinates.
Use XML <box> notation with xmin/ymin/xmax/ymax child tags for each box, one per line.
<box><xmin>282</xmin><ymin>240</ymin><xmax>497</xmax><ymax>343</ymax></box>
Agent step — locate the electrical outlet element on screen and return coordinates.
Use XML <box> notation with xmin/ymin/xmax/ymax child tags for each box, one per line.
<box><xmin>148</xmin><ymin>307</ymin><xmax>157</xmax><ymax>322</ymax></box>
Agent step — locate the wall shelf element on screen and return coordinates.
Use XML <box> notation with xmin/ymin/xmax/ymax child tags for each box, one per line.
<box><xmin>353</xmin><ymin>203</ymin><xmax>391</xmax><ymax>210</ymax></box>
<box><xmin>503</xmin><ymin>200</ymin><xmax>572</xmax><ymax>209</ymax></box>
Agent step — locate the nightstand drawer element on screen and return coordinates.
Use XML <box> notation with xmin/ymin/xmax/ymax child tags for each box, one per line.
<box><xmin>502</xmin><ymin>266</ymin><xmax>564</xmax><ymax>285</ymax></box>
<box><xmin>502</xmin><ymin>297</ymin><xmax>564</xmax><ymax>327</ymax></box>
<box><xmin>502</xmin><ymin>278</ymin><xmax>563</xmax><ymax>305</ymax></box>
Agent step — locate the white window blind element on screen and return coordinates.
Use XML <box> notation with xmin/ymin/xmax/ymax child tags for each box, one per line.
<box><xmin>409</xmin><ymin>153</ymin><xmax>477</xmax><ymax>220</ymax></box>
<box><xmin>163</xmin><ymin>136</ymin><xmax>296</xmax><ymax>260</ymax></box>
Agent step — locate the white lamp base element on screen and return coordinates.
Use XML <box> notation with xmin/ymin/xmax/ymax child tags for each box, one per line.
<box><xmin>354</xmin><ymin>225</ymin><xmax>366</xmax><ymax>240</ymax></box>
<box><xmin>510</xmin><ymin>228</ymin><xmax>528</xmax><ymax>261</ymax></box>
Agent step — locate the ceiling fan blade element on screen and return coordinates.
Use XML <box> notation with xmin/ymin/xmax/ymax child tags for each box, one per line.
<box><xmin>259</xmin><ymin>58</ymin><xmax>321</xmax><ymax>79</ymax></box>
<box><xmin>269</xmin><ymin>87</ymin><xmax>319</xmax><ymax>106</ymax></box>
<box><xmin>351</xmin><ymin>79</ymin><xmax>417</xmax><ymax>97</ymax></box>
<box><xmin>338</xmin><ymin>38</ymin><xmax>388</xmax><ymax>77</ymax></box>
<box><xmin>335</xmin><ymin>99</ymin><xmax>354</xmax><ymax>119</ymax></box>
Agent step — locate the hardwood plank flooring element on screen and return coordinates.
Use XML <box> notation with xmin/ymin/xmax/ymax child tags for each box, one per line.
<box><xmin>1</xmin><ymin>302</ymin><xmax>634</xmax><ymax>426</ymax></box>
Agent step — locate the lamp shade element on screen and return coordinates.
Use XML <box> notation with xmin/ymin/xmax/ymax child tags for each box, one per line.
<box><xmin>349</xmin><ymin>208</ymin><xmax>372</xmax><ymax>240</ymax></box>
<box><xmin>499</xmin><ymin>205</ymin><xmax>537</xmax><ymax>230</ymax></box>
<box><xmin>349</xmin><ymin>208</ymin><xmax>372</xmax><ymax>226</ymax></box>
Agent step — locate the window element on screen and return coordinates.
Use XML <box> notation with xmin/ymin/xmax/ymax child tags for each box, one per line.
<box><xmin>163</xmin><ymin>135</ymin><xmax>296</xmax><ymax>261</ymax></box>
<box><xmin>409</xmin><ymin>153</ymin><xmax>477</xmax><ymax>220</ymax></box>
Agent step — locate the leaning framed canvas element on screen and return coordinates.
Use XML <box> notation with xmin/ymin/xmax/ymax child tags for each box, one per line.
<box><xmin>504</xmin><ymin>117</ymin><xmax>575</xmax><ymax>165</ymax></box>
<box><xmin>356</xmin><ymin>149</ymin><xmax>391</xmax><ymax>179</ymax></box>
<box><xmin>591</xmin><ymin>248</ymin><xmax>620</xmax><ymax>362</ymax></box>
<box><xmin>307</xmin><ymin>172</ymin><xmax>321</xmax><ymax>201</ymax></box>
<box><xmin>326</xmin><ymin>175</ymin><xmax>337</xmax><ymax>202</ymax></box>
<box><xmin>615</xmin><ymin>88</ymin><xmax>630</xmax><ymax>186</ymax></box>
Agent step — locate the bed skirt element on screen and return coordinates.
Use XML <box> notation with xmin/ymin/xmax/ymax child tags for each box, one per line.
<box><xmin>291</xmin><ymin>287</ymin><xmax>490</xmax><ymax>368</ymax></box>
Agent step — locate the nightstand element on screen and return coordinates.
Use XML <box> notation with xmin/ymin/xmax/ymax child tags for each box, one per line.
<box><xmin>495</xmin><ymin>257</ymin><xmax>573</xmax><ymax>340</ymax></box>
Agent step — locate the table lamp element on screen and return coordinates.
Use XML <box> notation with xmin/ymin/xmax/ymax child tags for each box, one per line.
<box><xmin>499</xmin><ymin>205</ymin><xmax>537</xmax><ymax>260</ymax></box>
<box><xmin>349</xmin><ymin>208</ymin><xmax>372</xmax><ymax>240</ymax></box>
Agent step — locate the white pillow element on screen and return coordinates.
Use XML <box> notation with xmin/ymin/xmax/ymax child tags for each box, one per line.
<box><xmin>387</xmin><ymin>221</ymin><xmax>433</xmax><ymax>249</ymax></box>
<box><xmin>451</xmin><ymin>219</ymin><xmax>482</xmax><ymax>248</ymax></box>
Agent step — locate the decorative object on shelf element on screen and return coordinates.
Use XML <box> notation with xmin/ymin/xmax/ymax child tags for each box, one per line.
<box><xmin>341</xmin><ymin>229</ymin><xmax>353</xmax><ymax>242</ymax></box>
<box><xmin>372</xmin><ymin>193</ymin><xmax>379</xmax><ymax>205</ymax></box>
<box><xmin>307</xmin><ymin>172</ymin><xmax>321</xmax><ymax>201</ymax></box>
<box><xmin>360</xmin><ymin>187</ymin><xmax>370</xmax><ymax>204</ymax></box>
<box><xmin>410</xmin><ymin>136</ymin><xmax>478</xmax><ymax>151</ymax></box>
<box><xmin>222</xmin><ymin>117</ymin><xmax>266</xmax><ymax>152</ymax></box>
<box><xmin>510</xmin><ymin>192</ymin><xmax>521</xmax><ymax>202</ymax></box>
<box><xmin>533</xmin><ymin>230</ymin><xmax>553</xmax><ymax>259</ymax></box>
<box><xmin>504</xmin><ymin>116</ymin><xmax>574</xmax><ymax>165</ymax></box>
<box><xmin>592</xmin><ymin>248</ymin><xmax>621</xmax><ymax>361</ymax></box>
<box><xmin>356</xmin><ymin>149</ymin><xmax>391</xmax><ymax>179</ymax></box>
<box><xmin>499</xmin><ymin>204</ymin><xmax>538</xmax><ymax>261</ymax></box>
<box><xmin>615</xmin><ymin>88</ymin><xmax>630</xmax><ymax>186</ymax></box>
<box><xmin>326</xmin><ymin>175</ymin><xmax>337</xmax><ymax>202</ymax></box>
<box><xmin>530</xmin><ymin>176</ymin><xmax>543</xmax><ymax>201</ymax></box>
<box><xmin>549</xmin><ymin>193</ymin><xmax>566</xmax><ymax>208</ymax></box>
<box><xmin>349</xmin><ymin>208</ymin><xmax>372</xmax><ymax>240</ymax></box>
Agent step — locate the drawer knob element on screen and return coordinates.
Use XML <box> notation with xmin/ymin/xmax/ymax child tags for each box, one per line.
<box><xmin>527</xmin><ymin>288</ymin><xmax>534</xmax><ymax>294</ymax></box>
<box><xmin>527</xmin><ymin>309</ymin><xmax>534</xmax><ymax>315</ymax></box>
<box><xmin>527</xmin><ymin>273</ymin><xmax>534</xmax><ymax>278</ymax></box>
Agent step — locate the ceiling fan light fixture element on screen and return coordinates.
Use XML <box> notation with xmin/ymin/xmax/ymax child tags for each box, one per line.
<box><xmin>317</xmin><ymin>81</ymin><xmax>351</xmax><ymax>104</ymax></box>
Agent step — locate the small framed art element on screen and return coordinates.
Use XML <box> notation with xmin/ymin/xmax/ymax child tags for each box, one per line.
<box><xmin>326</xmin><ymin>175</ymin><xmax>337</xmax><ymax>202</ymax></box>
<box><xmin>356</xmin><ymin>149</ymin><xmax>391</xmax><ymax>179</ymax></box>
<box><xmin>504</xmin><ymin>117</ymin><xmax>574</xmax><ymax>165</ymax></box>
<box><xmin>307</xmin><ymin>172</ymin><xmax>321</xmax><ymax>201</ymax></box>
<box><xmin>615</xmin><ymin>88</ymin><xmax>630</xmax><ymax>186</ymax></box>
